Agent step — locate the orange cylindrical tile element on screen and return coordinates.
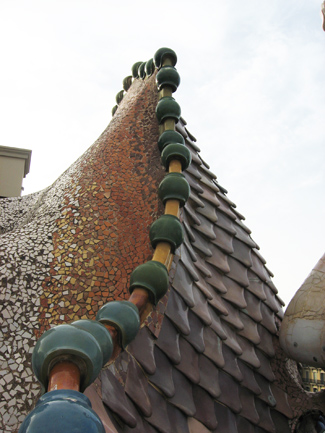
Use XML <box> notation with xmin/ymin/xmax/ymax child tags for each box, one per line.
<box><xmin>48</xmin><ymin>361</ymin><xmax>80</xmax><ymax>392</ymax></box>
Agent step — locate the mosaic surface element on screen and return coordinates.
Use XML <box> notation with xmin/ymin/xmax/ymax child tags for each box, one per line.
<box><xmin>0</xmin><ymin>74</ymin><xmax>164</xmax><ymax>433</ymax></box>
<box><xmin>1</xmin><ymin>59</ymin><xmax>323</xmax><ymax>433</ymax></box>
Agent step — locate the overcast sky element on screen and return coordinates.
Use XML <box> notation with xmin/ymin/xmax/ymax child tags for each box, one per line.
<box><xmin>0</xmin><ymin>0</ymin><xmax>324</xmax><ymax>306</ymax></box>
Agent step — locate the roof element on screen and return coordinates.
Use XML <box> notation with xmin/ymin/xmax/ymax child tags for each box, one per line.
<box><xmin>0</xmin><ymin>48</ymin><xmax>323</xmax><ymax>433</ymax></box>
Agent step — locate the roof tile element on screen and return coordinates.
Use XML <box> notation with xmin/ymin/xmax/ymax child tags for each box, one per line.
<box><xmin>149</xmin><ymin>346</ymin><xmax>175</xmax><ymax>398</ymax></box>
<box><xmin>254</xmin><ymin>373</ymin><xmax>276</xmax><ymax>407</ymax></box>
<box><xmin>227</xmin><ymin>256</ymin><xmax>250</xmax><ymax>287</ymax></box>
<box><xmin>270</xmin><ymin>384</ymin><xmax>293</xmax><ymax>419</ymax></box>
<box><xmin>145</xmin><ymin>385</ymin><xmax>172</xmax><ymax>433</ymax></box>
<box><xmin>208</xmin><ymin>294</ymin><xmax>230</xmax><ymax>316</ymax></box>
<box><xmin>211</xmin><ymin>225</ymin><xmax>234</xmax><ymax>254</ymax></box>
<box><xmin>218</xmin><ymin>370</ymin><xmax>242</xmax><ymax>414</ymax></box>
<box><xmin>193</xmin><ymin>385</ymin><xmax>218</xmax><ymax>430</ymax></box>
<box><xmin>168</xmin><ymin>368</ymin><xmax>196</xmax><ymax>416</ymax></box>
<box><xmin>231</xmin><ymin>238</ymin><xmax>253</xmax><ymax>268</ymax></box>
<box><xmin>172</xmin><ymin>260</ymin><xmax>195</xmax><ymax>307</ymax></box>
<box><xmin>175</xmin><ymin>337</ymin><xmax>200</xmax><ymax>384</ymax></box>
<box><xmin>222</xmin><ymin>324</ymin><xmax>243</xmax><ymax>355</ymax></box>
<box><xmin>239</xmin><ymin>387</ymin><xmax>260</xmax><ymax>425</ymax></box>
<box><xmin>233</xmin><ymin>224</ymin><xmax>257</xmax><ymax>248</ymax></box>
<box><xmin>242</xmin><ymin>290</ymin><xmax>263</xmax><ymax>323</ymax></box>
<box><xmin>193</xmin><ymin>214</ymin><xmax>217</xmax><ymax>240</ymax></box>
<box><xmin>184</xmin><ymin>203</ymin><xmax>202</xmax><ymax>225</ymax></box>
<box><xmin>237</xmin><ymin>336</ymin><xmax>261</xmax><ymax>368</ymax></box>
<box><xmin>208</xmin><ymin>305</ymin><xmax>228</xmax><ymax>340</ymax></box>
<box><xmin>128</xmin><ymin>326</ymin><xmax>156</xmax><ymax>375</ymax></box>
<box><xmin>125</xmin><ymin>356</ymin><xmax>152</xmax><ymax>417</ymax></box>
<box><xmin>222</xmin><ymin>344</ymin><xmax>244</xmax><ymax>382</ymax></box>
<box><xmin>215</xmin><ymin>208</ymin><xmax>237</xmax><ymax>235</ymax></box>
<box><xmin>206</xmin><ymin>243</ymin><xmax>230</xmax><ymax>274</ymax></box>
<box><xmin>203</xmin><ymin>326</ymin><xmax>225</xmax><ymax>367</ymax></box>
<box><xmin>166</xmin><ymin>404</ymin><xmax>190</xmax><ymax>433</ymax></box>
<box><xmin>180</xmin><ymin>244</ymin><xmax>200</xmax><ymax>284</ymax></box>
<box><xmin>198</xmin><ymin>354</ymin><xmax>221</xmax><ymax>398</ymax></box>
<box><xmin>238</xmin><ymin>311</ymin><xmax>261</xmax><ymax>344</ymax></box>
<box><xmin>217</xmin><ymin>197</ymin><xmax>237</xmax><ymax>220</ymax></box>
<box><xmin>213</xmin><ymin>401</ymin><xmax>238</xmax><ymax>433</ymax></box>
<box><xmin>222</xmin><ymin>276</ymin><xmax>247</xmax><ymax>309</ymax></box>
<box><xmin>236</xmin><ymin>415</ymin><xmax>255</xmax><ymax>433</ymax></box>
<box><xmin>198</xmin><ymin>185</ymin><xmax>221</xmax><ymax>207</ymax></box>
<box><xmin>247</xmin><ymin>270</ymin><xmax>267</xmax><ymax>300</ymax></box>
<box><xmin>259</xmin><ymin>303</ymin><xmax>277</xmax><ymax>334</ymax></box>
<box><xmin>237</xmin><ymin>359</ymin><xmax>261</xmax><ymax>395</ymax></box>
<box><xmin>256</xmin><ymin>324</ymin><xmax>275</xmax><ymax>357</ymax></box>
<box><xmin>197</xmin><ymin>200</ymin><xmax>218</xmax><ymax>223</ymax></box>
<box><xmin>191</xmin><ymin>229</ymin><xmax>213</xmax><ymax>256</ymax></box>
<box><xmin>191</xmin><ymin>284</ymin><xmax>212</xmax><ymax>325</ymax></box>
<box><xmin>188</xmin><ymin>417</ymin><xmax>212</xmax><ymax>433</ymax></box>
<box><xmin>184</xmin><ymin>309</ymin><xmax>206</xmax><ymax>352</ymax></box>
<box><xmin>205</xmin><ymin>265</ymin><xmax>228</xmax><ymax>294</ymax></box>
<box><xmin>270</xmin><ymin>410</ymin><xmax>291</xmax><ymax>433</ymax></box>
<box><xmin>251</xmin><ymin>252</ymin><xmax>271</xmax><ymax>282</ymax></box>
<box><xmin>156</xmin><ymin>316</ymin><xmax>181</xmax><ymax>364</ymax></box>
<box><xmin>220</xmin><ymin>300</ymin><xmax>244</xmax><ymax>330</ymax></box>
<box><xmin>101</xmin><ymin>369</ymin><xmax>137</xmax><ymax>428</ymax></box>
<box><xmin>255</xmin><ymin>399</ymin><xmax>276</xmax><ymax>433</ymax></box>
<box><xmin>255</xmin><ymin>349</ymin><xmax>276</xmax><ymax>382</ymax></box>
<box><xmin>165</xmin><ymin>289</ymin><xmax>191</xmax><ymax>335</ymax></box>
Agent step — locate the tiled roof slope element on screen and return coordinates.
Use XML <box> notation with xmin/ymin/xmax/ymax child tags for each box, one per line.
<box><xmin>97</xmin><ymin>62</ymin><xmax>325</xmax><ymax>432</ymax></box>
<box><xmin>1</xmin><ymin>49</ymin><xmax>323</xmax><ymax>433</ymax></box>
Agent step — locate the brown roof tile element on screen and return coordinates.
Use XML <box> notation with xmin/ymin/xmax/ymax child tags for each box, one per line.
<box><xmin>101</xmin><ymin>369</ymin><xmax>137</xmax><ymax>428</ymax></box>
<box><xmin>168</xmin><ymin>368</ymin><xmax>196</xmax><ymax>416</ymax></box>
<box><xmin>193</xmin><ymin>385</ymin><xmax>218</xmax><ymax>430</ymax></box>
<box><xmin>127</xmin><ymin>326</ymin><xmax>156</xmax><ymax>375</ymax></box>
<box><xmin>149</xmin><ymin>346</ymin><xmax>175</xmax><ymax>398</ymax></box>
<box><xmin>214</xmin><ymin>401</ymin><xmax>238</xmax><ymax>433</ymax></box>
<box><xmin>184</xmin><ymin>309</ymin><xmax>206</xmax><ymax>353</ymax></box>
<box><xmin>239</xmin><ymin>387</ymin><xmax>260</xmax><ymax>425</ymax></box>
<box><xmin>237</xmin><ymin>359</ymin><xmax>262</xmax><ymax>396</ymax></box>
<box><xmin>255</xmin><ymin>399</ymin><xmax>276</xmax><ymax>433</ymax></box>
<box><xmin>125</xmin><ymin>356</ymin><xmax>152</xmax><ymax>417</ymax></box>
<box><xmin>203</xmin><ymin>326</ymin><xmax>225</xmax><ymax>367</ymax></box>
<box><xmin>218</xmin><ymin>370</ymin><xmax>242</xmax><ymax>414</ymax></box>
<box><xmin>155</xmin><ymin>316</ymin><xmax>181</xmax><ymax>364</ymax></box>
<box><xmin>198</xmin><ymin>354</ymin><xmax>221</xmax><ymax>398</ymax></box>
<box><xmin>165</xmin><ymin>289</ymin><xmax>191</xmax><ymax>335</ymax></box>
<box><xmin>222</xmin><ymin>344</ymin><xmax>244</xmax><ymax>382</ymax></box>
<box><xmin>175</xmin><ymin>337</ymin><xmax>200</xmax><ymax>384</ymax></box>
<box><xmin>145</xmin><ymin>385</ymin><xmax>172</xmax><ymax>433</ymax></box>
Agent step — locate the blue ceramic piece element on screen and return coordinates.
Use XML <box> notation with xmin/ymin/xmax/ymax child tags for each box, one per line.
<box><xmin>158</xmin><ymin>172</ymin><xmax>190</xmax><ymax>207</ymax></box>
<box><xmin>129</xmin><ymin>260</ymin><xmax>169</xmax><ymax>305</ymax></box>
<box><xmin>18</xmin><ymin>390</ymin><xmax>105</xmax><ymax>433</ymax></box>
<box><xmin>157</xmin><ymin>130</ymin><xmax>185</xmax><ymax>153</ymax></box>
<box><xmin>156</xmin><ymin>66</ymin><xmax>180</xmax><ymax>92</ymax></box>
<box><xmin>32</xmin><ymin>324</ymin><xmax>103</xmax><ymax>392</ymax></box>
<box><xmin>161</xmin><ymin>142</ymin><xmax>191</xmax><ymax>171</ymax></box>
<box><xmin>155</xmin><ymin>96</ymin><xmax>181</xmax><ymax>124</ymax></box>
<box><xmin>149</xmin><ymin>214</ymin><xmax>184</xmax><ymax>253</ymax></box>
<box><xmin>154</xmin><ymin>47</ymin><xmax>177</xmax><ymax>68</ymax></box>
<box><xmin>145</xmin><ymin>58</ymin><xmax>155</xmax><ymax>77</ymax></box>
<box><xmin>131</xmin><ymin>61</ymin><xmax>143</xmax><ymax>78</ymax></box>
<box><xmin>71</xmin><ymin>319</ymin><xmax>113</xmax><ymax>365</ymax></box>
<box><xmin>96</xmin><ymin>301</ymin><xmax>140</xmax><ymax>349</ymax></box>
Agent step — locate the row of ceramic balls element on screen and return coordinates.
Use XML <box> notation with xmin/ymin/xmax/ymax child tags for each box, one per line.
<box><xmin>19</xmin><ymin>47</ymin><xmax>192</xmax><ymax>433</ymax></box>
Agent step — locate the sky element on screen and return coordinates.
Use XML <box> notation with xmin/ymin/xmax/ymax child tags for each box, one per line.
<box><xmin>0</xmin><ymin>0</ymin><xmax>324</xmax><ymax>306</ymax></box>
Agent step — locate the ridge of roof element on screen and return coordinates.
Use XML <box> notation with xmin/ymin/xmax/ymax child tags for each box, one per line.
<box><xmin>1</xmin><ymin>47</ymin><xmax>323</xmax><ymax>433</ymax></box>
